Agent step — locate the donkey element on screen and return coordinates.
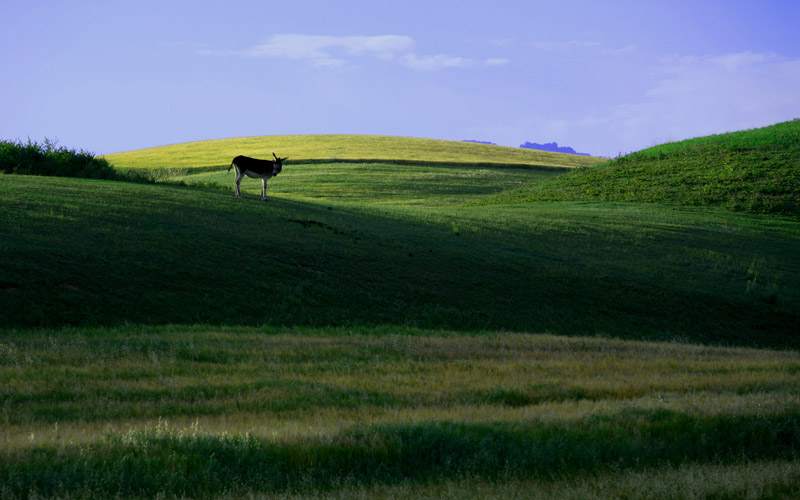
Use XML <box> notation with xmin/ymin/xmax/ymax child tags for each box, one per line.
<box><xmin>228</xmin><ymin>153</ymin><xmax>288</xmax><ymax>201</ymax></box>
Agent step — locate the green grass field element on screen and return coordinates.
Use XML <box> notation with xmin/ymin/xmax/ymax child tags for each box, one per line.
<box><xmin>2</xmin><ymin>129</ymin><xmax>799</xmax><ymax>498</ymax></box>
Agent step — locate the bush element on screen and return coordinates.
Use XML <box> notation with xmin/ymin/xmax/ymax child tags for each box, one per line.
<box><xmin>0</xmin><ymin>138</ymin><xmax>119</xmax><ymax>180</ymax></box>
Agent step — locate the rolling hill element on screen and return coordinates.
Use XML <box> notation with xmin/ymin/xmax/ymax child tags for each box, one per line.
<box><xmin>484</xmin><ymin>120</ymin><xmax>800</xmax><ymax>216</ymax></box>
<box><xmin>103</xmin><ymin>134</ymin><xmax>606</xmax><ymax>170</ymax></box>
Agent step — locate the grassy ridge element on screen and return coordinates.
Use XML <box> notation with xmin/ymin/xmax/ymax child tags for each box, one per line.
<box><xmin>2</xmin><ymin>328</ymin><xmax>798</xmax><ymax>497</ymax></box>
<box><xmin>484</xmin><ymin>120</ymin><xmax>800</xmax><ymax>215</ymax></box>
<box><xmin>103</xmin><ymin>134</ymin><xmax>605</xmax><ymax>170</ymax></box>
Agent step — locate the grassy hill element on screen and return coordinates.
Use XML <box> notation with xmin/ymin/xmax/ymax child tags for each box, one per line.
<box><xmin>483</xmin><ymin>120</ymin><xmax>800</xmax><ymax>216</ymax></box>
<box><xmin>103</xmin><ymin>134</ymin><xmax>606</xmax><ymax>170</ymax></box>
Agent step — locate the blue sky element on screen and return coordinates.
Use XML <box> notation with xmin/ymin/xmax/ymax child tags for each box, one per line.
<box><xmin>2</xmin><ymin>1</ymin><xmax>799</xmax><ymax>157</ymax></box>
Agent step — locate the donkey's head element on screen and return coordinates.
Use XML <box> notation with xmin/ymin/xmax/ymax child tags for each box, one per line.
<box><xmin>272</xmin><ymin>152</ymin><xmax>288</xmax><ymax>176</ymax></box>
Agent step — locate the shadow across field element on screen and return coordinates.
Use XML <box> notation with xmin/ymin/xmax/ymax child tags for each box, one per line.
<box><xmin>1</xmin><ymin>175</ymin><xmax>798</xmax><ymax>348</ymax></box>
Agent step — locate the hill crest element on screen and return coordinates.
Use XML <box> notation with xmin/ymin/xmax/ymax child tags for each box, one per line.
<box><xmin>103</xmin><ymin>134</ymin><xmax>605</xmax><ymax>171</ymax></box>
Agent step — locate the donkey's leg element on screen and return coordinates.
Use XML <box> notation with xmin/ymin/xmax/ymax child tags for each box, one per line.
<box><xmin>234</xmin><ymin>173</ymin><xmax>243</xmax><ymax>197</ymax></box>
<box><xmin>261</xmin><ymin>178</ymin><xmax>268</xmax><ymax>201</ymax></box>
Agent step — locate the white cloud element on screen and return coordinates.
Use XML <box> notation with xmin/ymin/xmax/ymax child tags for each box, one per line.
<box><xmin>214</xmin><ymin>34</ymin><xmax>508</xmax><ymax>71</ymax></box>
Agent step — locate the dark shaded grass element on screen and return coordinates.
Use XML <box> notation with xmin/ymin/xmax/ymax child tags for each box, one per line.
<box><xmin>1</xmin><ymin>175</ymin><xmax>798</xmax><ymax>348</ymax></box>
<box><xmin>3</xmin><ymin>411</ymin><xmax>799</xmax><ymax>498</ymax></box>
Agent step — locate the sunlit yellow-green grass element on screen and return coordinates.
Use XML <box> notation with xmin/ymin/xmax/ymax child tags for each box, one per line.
<box><xmin>2</xmin><ymin>326</ymin><xmax>799</xmax><ymax>498</ymax></box>
<box><xmin>103</xmin><ymin>134</ymin><xmax>605</xmax><ymax>170</ymax></box>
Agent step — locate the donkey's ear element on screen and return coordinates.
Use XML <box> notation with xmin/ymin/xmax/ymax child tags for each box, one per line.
<box><xmin>273</xmin><ymin>152</ymin><xmax>278</xmax><ymax>160</ymax></box>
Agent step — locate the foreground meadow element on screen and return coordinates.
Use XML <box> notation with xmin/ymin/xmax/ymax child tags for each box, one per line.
<box><xmin>2</xmin><ymin>327</ymin><xmax>799</xmax><ymax>498</ymax></box>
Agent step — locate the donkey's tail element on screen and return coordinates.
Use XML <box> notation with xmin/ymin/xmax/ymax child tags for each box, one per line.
<box><xmin>227</xmin><ymin>160</ymin><xmax>234</xmax><ymax>172</ymax></box>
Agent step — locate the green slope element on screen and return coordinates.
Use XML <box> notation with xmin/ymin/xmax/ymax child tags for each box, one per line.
<box><xmin>103</xmin><ymin>134</ymin><xmax>605</xmax><ymax>170</ymax></box>
<box><xmin>483</xmin><ymin>120</ymin><xmax>800</xmax><ymax>215</ymax></box>
<box><xmin>1</xmin><ymin>172</ymin><xmax>797</xmax><ymax>348</ymax></box>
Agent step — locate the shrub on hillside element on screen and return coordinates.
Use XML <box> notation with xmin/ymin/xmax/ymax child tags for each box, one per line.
<box><xmin>0</xmin><ymin>138</ymin><xmax>119</xmax><ymax>180</ymax></box>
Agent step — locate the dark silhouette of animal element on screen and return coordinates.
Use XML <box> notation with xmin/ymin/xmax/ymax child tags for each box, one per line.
<box><xmin>228</xmin><ymin>153</ymin><xmax>288</xmax><ymax>201</ymax></box>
